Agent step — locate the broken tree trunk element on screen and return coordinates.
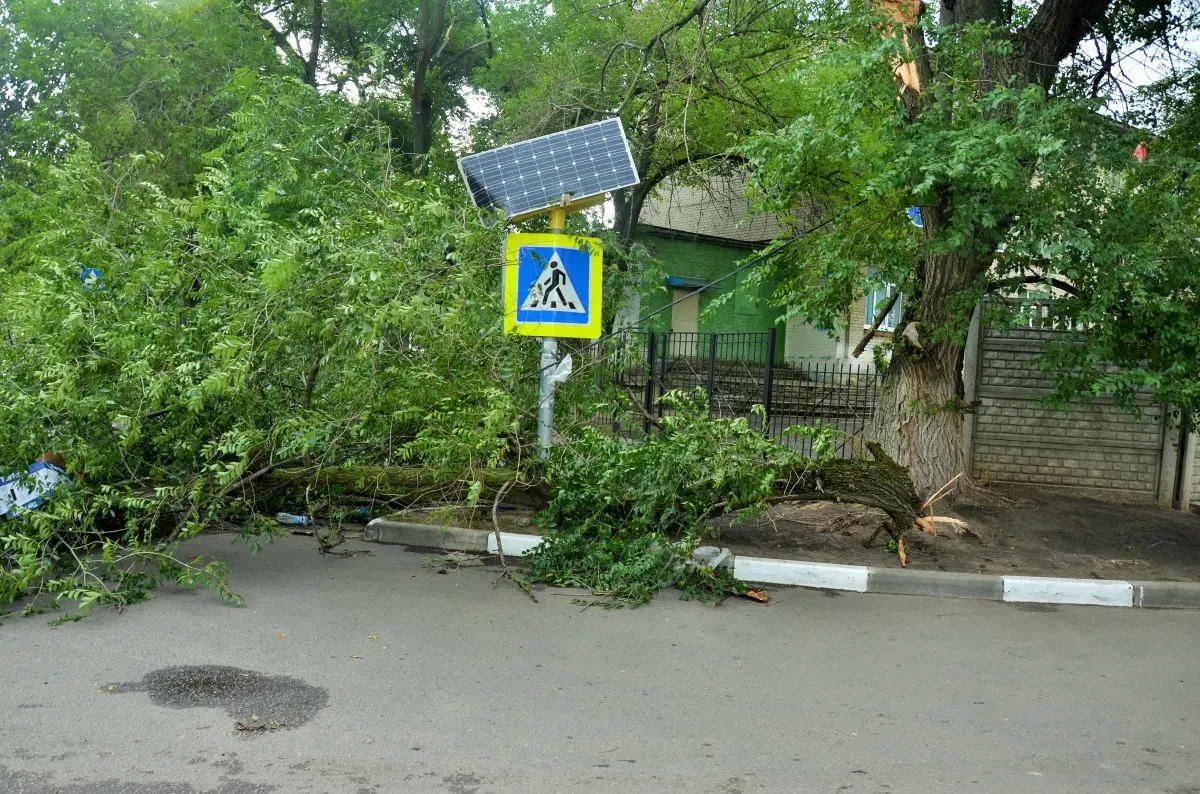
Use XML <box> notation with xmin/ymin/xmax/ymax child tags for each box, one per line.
<box><xmin>770</xmin><ymin>443</ymin><xmax>921</xmax><ymax>531</ymax></box>
<box><xmin>261</xmin><ymin>466</ymin><xmax>549</xmax><ymax>509</ymax></box>
<box><xmin>261</xmin><ymin>448</ymin><xmax>920</xmax><ymax>535</ymax></box>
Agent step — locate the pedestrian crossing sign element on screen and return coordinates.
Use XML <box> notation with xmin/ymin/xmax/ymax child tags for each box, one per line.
<box><xmin>503</xmin><ymin>233</ymin><xmax>602</xmax><ymax>338</ymax></box>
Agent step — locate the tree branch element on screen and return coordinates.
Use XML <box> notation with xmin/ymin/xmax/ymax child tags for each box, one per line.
<box><xmin>476</xmin><ymin>0</ymin><xmax>494</xmax><ymax>58</ymax></box>
<box><xmin>302</xmin><ymin>354</ymin><xmax>321</xmax><ymax>410</ymax></box>
<box><xmin>242</xmin><ymin>1</ymin><xmax>306</xmax><ymax>68</ymax></box>
<box><xmin>1021</xmin><ymin>0</ymin><xmax>1115</xmax><ymax>87</ymax></box>
<box><xmin>852</xmin><ymin>289</ymin><xmax>901</xmax><ymax>358</ymax></box>
<box><xmin>985</xmin><ymin>274</ymin><xmax>1080</xmax><ymax>296</ymax></box>
<box><xmin>305</xmin><ymin>0</ymin><xmax>323</xmax><ymax>87</ymax></box>
<box><xmin>617</xmin><ymin>0</ymin><xmax>713</xmax><ymax>115</ymax></box>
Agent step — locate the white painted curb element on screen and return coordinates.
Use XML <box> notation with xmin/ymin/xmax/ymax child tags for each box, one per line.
<box><xmin>733</xmin><ymin>556</ymin><xmax>870</xmax><ymax>592</ymax></box>
<box><xmin>487</xmin><ymin>531</ymin><xmax>543</xmax><ymax>557</ymax></box>
<box><xmin>1002</xmin><ymin>576</ymin><xmax>1133</xmax><ymax>607</ymax></box>
<box><xmin>365</xmin><ymin>521</ymin><xmax>1196</xmax><ymax>609</ymax></box>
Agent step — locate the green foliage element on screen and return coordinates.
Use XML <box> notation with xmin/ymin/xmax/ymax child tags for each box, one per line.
<box><xmin>480</xmin><ymin>0</ymin><xmax>823</xmax><ymax>235</ymax></box>
<box><xmin>1</xmin><ymin>0</ymin><xmax>284</xmax><ymax>191</ymax></box>
<box><xmin>525</xmin><ymin>390</ymin><xmax>794</xmax><ymax>606</ymax></box>
<box><xmin>741</xmin><ymin>11</ymin><xmax>1200</xmax><ymax>418</ymax></box>
<box><xmin>0</xmin><ymin>73</ymin><xmax>541</xmax><ymax>617</ymax></box>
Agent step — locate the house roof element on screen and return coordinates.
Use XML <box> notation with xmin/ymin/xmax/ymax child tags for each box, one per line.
<box><xmin>638</xmin><ymin>173</ymin><xmax>794</xmax><ymax>244</ymax></box>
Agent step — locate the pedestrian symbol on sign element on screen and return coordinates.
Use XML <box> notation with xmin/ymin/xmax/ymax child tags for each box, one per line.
<box><xmin>503</xmin><ymin>232</ymin><xmax>602</xmax><ymax>339</ymax></box>
<box><xmin>520</xmin><ymin>252</ymin><xmax>584</xmax><ymax>313</ymax></box>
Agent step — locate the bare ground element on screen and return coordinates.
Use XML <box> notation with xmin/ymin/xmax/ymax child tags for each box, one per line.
<box><xmin>376</xmin><ymin>489</ymin><xmax>1200</xmax><ymax>582</ymax></box>
<box><xmin>716</xmin><ymin>488</ymin><xmax>1200</xmax><ymax>582</ymax></box>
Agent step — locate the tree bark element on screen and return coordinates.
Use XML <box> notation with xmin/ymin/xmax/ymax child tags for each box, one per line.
<box><xmin>613</xmin><ymin>184</ymin><xmax>650</xmax><ymax>246</ymax></box>
<box><xmin>772</xmin><ymin>445</ymin><xmax>920</xmax><ymax>530</ymax></box>
<box><xmin>411</xmin><ymin>0</ymin><xmax>449</xmax><ymax>176</ymax></box>
<box><xmin>874</xmin><ymin>342</ymin><xmax>968</xmax><ymax>502</ymax></box>
<box><xmin>874</xmin><ymin>243</ymin><xmax>981</xmax><ymax>499</ymax></box>
<box><xmin>304</xmin><ymin>0</ymin><xmax>323</xmax><ymax>88</ymax></box>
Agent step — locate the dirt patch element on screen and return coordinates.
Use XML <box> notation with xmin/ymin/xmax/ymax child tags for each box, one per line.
<box><xmin>716</xmin><ymin>488</ymin><xmax>1200</xmax><ymax>582</ymax></box>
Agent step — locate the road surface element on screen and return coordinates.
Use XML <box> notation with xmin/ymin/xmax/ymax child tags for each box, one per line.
<box><xmin>1</xmin><ymin>533</ymin><xmax>1198</xmax><ymax>793</ymax></box>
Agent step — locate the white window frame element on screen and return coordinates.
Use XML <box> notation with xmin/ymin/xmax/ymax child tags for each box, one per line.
<box><xmin>864</xmin><ymin>283</ymin><xmax>903</xmax><ymax>332</ymax></box>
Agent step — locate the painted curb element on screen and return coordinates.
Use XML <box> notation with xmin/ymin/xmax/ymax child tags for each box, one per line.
<box><xmin>1002</xmin><ymin>576</ymin><xmax>1133</xmax><ymax>607</ymax></box>
<box><xmin>733</xmin><ymin>557</ymin><xmax>869</xmax><ymax>592</ymax></box>
<box><xmin>486</xmin><ymin>531</ymin><xmax>544</xmax><ymax>557</ymax></box>
<box><xmin>361</xmin><ymin>520</ymin><xmax>1200</xmax><ymax>609</ymax></box>
<box><xmin>363</xmin><ymin>519</ymin><xmax>489</xmax><ymax>553</ymax></box>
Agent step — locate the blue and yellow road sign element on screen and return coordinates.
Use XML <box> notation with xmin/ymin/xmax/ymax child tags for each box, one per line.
<box><xmin>503</xmin><ymin>233</ymin><xmax>602</xmax><ymax>339</ymax></box>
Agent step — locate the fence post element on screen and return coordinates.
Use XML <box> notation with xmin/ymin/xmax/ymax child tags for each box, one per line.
<box><xmin>657</xmin><ymin>332</ymin><xmax>670</xmax><ymax>419</ymax></box>
<box><xmin>706</xmin><ymin>334</ymin><xmax>718</xmax><ymax>418</ymax></box>
<box><xmin>643</xmin><ymin>331</ymin><xmax>656</xmax><ymax>435</ymax></box>
<box><xmin>763</xmin><ymin>328</ymin><xmax>777</xmax><ymax>434</ymax></box>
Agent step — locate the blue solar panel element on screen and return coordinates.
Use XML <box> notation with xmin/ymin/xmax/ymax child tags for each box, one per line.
<box><xmin>458</xmin><ymin>118</ymin><xmax>640</xmax><ymax>217</ymax></box>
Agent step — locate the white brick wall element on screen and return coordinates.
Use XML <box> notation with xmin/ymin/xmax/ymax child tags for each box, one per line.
<box><xmin>971</xmin><ymin>323</ymin><xmax>1165</xmax><ymax>501</ymax></box>
<box><xmin>1193</xmin><ymin>443</ymin><xmax>1200</xmax><ymax>508</ymax></box>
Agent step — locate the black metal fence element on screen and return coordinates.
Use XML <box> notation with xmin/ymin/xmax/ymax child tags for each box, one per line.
<box><xmin>587</xmin><ymin>329</ymin><xmax>880</xmax><ymax>459</ymax></box>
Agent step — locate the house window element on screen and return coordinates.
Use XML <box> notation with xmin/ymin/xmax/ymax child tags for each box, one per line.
<box><xmin>864</xmin><ymin>284</ymin><xmax>903</xmax><ymax>331</ymax></box>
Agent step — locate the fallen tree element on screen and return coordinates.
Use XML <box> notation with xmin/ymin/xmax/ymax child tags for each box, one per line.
<box><xmin>518</xmin><ymin>391</ymin><xmax>922</xmax><ymax>605</ymax></box>
<box><xmin>260</xmin><ymin>466</ymin><xmax>550</xmax><ymax>510</ymax></box>
<box><xmin>259</xmin><ymin>447</ymin><xmax>919</xmax><ymax>530</ymax></box>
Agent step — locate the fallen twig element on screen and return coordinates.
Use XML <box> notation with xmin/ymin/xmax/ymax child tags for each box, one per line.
<box><xmin>491</xmin><ymin>479</ymin><xmax>537</xmax><ymax>602</ymax></box>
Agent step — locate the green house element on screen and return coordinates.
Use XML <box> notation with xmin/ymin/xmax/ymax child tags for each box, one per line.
<box><xmin>627</xmin><ymin>175</ymin><xmax>894</xmax><ymax>368</ymax></box>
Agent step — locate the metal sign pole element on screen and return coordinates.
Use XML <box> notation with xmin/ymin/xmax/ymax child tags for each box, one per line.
<box><xmin>461</xmin><ymin>122</ymin><xmax>629</xmax><ymax>461</ymax></box>
<box><xmin>537</xmin><ymin>337</ymin><xmax>558</xmax><ymax>460</ymax></box>
<box><xmin>538</xmin><ymin>203</ymin><xmax>569</xmax><ymax>460</ymax></box>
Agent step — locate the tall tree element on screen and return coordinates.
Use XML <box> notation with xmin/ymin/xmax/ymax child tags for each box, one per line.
<box><xmin>743</xmin><ymin>0</ymin><xmax>1200</xmax><ymax>498</ymax></box>
<box><xmin>244</xmin><ymin>0</ymin><xmax>493</xmax><ymax>173</ymax></box>
<box><xmin>1</xmin><ymin>0</ymin><xmax>283</xmax><ymax>190</ymax></box>
<box><xmin>480</xmin><ymin>0</ymin><xmax>821</xmax><ymax>242</ymax></box>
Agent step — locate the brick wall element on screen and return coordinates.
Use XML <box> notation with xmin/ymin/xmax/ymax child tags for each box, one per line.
<box><xmin>1193</xmin><ymin>443</ymin><xmax>1200</xmax><ymax>508</ymax></box>
<box><xmin>971</xmin><ymin>322</ymin><xmax>1166</xmax><ymax>502</ymax></box>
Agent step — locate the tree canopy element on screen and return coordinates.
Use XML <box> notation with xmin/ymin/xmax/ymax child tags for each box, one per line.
<box><xmin>479</xmin><ymin>0</ymin><xmax>824</xmax><ymax>239</ymax></box>
<box><xmin>742</xmin><ymin>0</ymin><xmax>1200</xmax><ymax>495</ymax></box>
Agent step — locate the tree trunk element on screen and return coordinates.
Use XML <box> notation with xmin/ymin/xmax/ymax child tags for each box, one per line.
<box><xmin>773</xmin><ymin>444</ymin><xmax>921</xmax><ymax>530</ymax></box>
<box><xmin>872</xmin><ymin>241</ymin><xmax>978</xmax><ymax>499</ymax></box>
<box><xmin>873</xmin><ymin>0</ymin><xmax>1113</xmax><ymax>498</ymax></box>
<box><xmin>304</xmin><ymin>0</ymin><xmax>323</xmax><ymax>88</ymax></box>
<box><xmin>874</xmin><ymin>343</ymin><xmax>966</xmax><ymax>502</ymax></box>
<box><xmin>613</xmin><ymin>185</ymin><xmax>648</xmax><ymax>246</ymax></box>
<box><xmin>263</xmin><ymin>466</ymin><xmax>551</xmax><ymax>509</ymax></box>
<box><xmin>262</xmin><ymin>456</ymin><xmax>921</xmax><ymax>531</ymax></box>
<box><xmin>411</xmin><ymin>0</ymin><xmax>448</xmax><ymax>176</ymax></box>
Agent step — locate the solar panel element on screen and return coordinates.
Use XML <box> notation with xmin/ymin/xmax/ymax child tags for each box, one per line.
<box><xmin>458</xmin><ymin>118</ymin><xmax>640</xmax><ymax>218</ymax></box>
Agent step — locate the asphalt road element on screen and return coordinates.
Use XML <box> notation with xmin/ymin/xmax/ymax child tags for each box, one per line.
<box><xmin>2</xmin><ymin>533</ymin><xmax>1199</xmax><ymax>794</ymax></box>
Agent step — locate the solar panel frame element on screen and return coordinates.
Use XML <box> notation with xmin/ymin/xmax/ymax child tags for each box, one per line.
<box><xmin>457</xmin><ymin>118</ymin><xmax>640</xmax><ymax>218</ymax></box>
